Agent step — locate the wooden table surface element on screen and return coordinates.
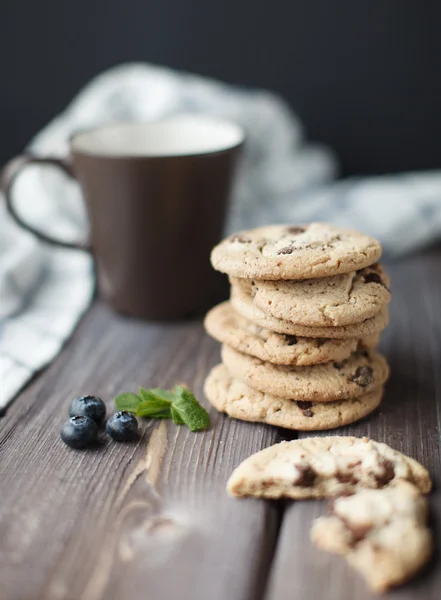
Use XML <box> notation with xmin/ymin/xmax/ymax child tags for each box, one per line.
<box><xmin>1</xmin><ymin>249</ymin><xmax>440</xmax><ymax>600</ymax></box>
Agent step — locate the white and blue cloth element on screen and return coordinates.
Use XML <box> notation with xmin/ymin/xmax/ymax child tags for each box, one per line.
<box><xmin>1</xmin><ymin>62</ymin><xmax>441</xmax><ymax>410</ymax></box>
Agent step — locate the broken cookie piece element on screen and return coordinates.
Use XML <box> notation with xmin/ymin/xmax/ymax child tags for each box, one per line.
<box><xmin>311</xmin><ymin>482</ymin><xmax>433</xmax><ymax>593</ymax></box>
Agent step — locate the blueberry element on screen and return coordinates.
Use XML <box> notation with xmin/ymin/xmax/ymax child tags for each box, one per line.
<box><xmin>69</xmin><ymin>395</ymin><xmax>106</xmax><ymax>424</ymax></box>
<box><xmin>60</xmin><ymin>415</ymin><xmax>98</xmax><ymax>448</ymax></box>
<box><xmin>106</xmin><ymin>411</ymin><xmax>138</xmax><ymax>442</ymax></box>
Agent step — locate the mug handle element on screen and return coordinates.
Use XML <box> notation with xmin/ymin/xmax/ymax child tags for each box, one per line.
<box><xmin>2</xmin><ymin>154</ymin><xmax>91</xmax><ymax>251</ymax></box>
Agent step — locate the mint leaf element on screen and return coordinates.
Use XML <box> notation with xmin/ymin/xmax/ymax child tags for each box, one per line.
<box><xmin>171</xmin><ymin>397</ymin><xmax>210</xmax><ymax>431</ymax></box>
<box><xmin>171</xmin><ymin>386</ymin><xmax>210</xmax><ymax>431</ymax></box>
<box><xmin>136</xmin><ymin>401</ymin><xmax>171</xmax><ymax>418</ymax></box>
<box><xmin>137</xmin><ymin>387</ymin><xmax>173</xmax><ymax>418</ymax></box>
<box><xmin>170</xmin><ymin>405</ymin><xmax>185</xmax><ymax>425</ymax></box>
<box><xmin>173</xmin><ymin>386</ymin><xmax>199</xmax><ymax>404</ymax></box>
<box><xmin>115</xmin><ymin>392</ymin><xmax>141</xmax><ymax>412</ymax></box>
<box><xmin>149</xmin><ymin>388</ymin><xmax>177</xmax><ymax>403</ymax></box>
<box><xmin>139</xmin><ymin>387</ymin><xmax>172</xmax><ymax>404</ymax></box>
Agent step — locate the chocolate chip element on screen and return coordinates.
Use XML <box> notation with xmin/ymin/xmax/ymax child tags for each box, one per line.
<box><xmin>337</xmin><ymin>472</ymin><xmax>359</xmax><ymax>485</ymax></box>
<box><xmin>296</xmin><ymin>401</ymin><xmax>314</xmax><ymax>417</ymax></box>
<box><xmin>286</xmin><ymin>226</ymin><xmax>306</xmax><ymax>234</ymax></box>
<box><xmin>363</xmin><ymin>265</ymin><xmax>390</xmax><ymax>290</ymax></box>
<box><xmin>364</xmin><ymin>272</ymin><xmax>383</xmax><ymax>285</ymax></box>
<box><xmin>229</xmin><ymin>235</ymin><xmax>251</xmax><ymax>243</ymax></box>
<box><xmin>284</xmin><ymin>334</ymin><xmax>298</xmax><ymax>346</ymax></box>
<box><xmin>375</xmin><ymin>459</ymin><xmax>395</xmax><ymax>486</ymax></box>
<box><xmin>294</xmin><ymin>464</ymin><xmax>316</xmax><ymax>487</ymax></box>
<box><xmin>333</xmin><ymin>362</ymin><xmax>344</xmax><ymax>369</ymax></box>
<box><xmin>316</xmin><ymin>338</ymin><xmax>327</xmax><ymax>347</ymax></box>
<box><xmin>296</xmin><ymin>400</ymin><xmax>312</xmax><ymax>410</ymax></box>
<box><xmin>350</xmin><ymin>366</ymin><xmax>373</xmax><ymax>387</ymax></box>
<box><xmin>277</xmin><ymin>245</ymin><xmax>294</xmax><ymax>255</ymax></box>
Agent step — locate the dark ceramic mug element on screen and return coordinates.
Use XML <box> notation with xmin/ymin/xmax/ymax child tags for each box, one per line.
<box><xmin>2</xmin><ymin>116</ymin><xmax>244</xmax><ymax>320</ymax></box>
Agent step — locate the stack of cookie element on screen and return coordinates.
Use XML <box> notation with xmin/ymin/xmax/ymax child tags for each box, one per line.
<box><xmin>204</xmin><ymin>223</ymin><xmax>391</xmax><ymax>432</ymax></box>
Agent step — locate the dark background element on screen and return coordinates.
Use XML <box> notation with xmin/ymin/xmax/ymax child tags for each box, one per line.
<box><xmin>1</xmin><ymin>0</ymin><xmax>440</xmax><ymax>175</ymax></box>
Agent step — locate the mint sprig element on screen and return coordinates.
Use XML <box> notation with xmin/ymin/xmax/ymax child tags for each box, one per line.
<box><xmin>114</xmin><ymin>385</ymin><xmax>210</xmax><ymax>432</ymax></box>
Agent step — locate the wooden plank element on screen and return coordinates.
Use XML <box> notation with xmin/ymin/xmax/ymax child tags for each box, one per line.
<box><xmin>266</xmin><ymin>250</ymin><xmax>441</xmax><ymax>600</ymax></box>
<box><xmin>0</xmin><ymin>303</ymin><xmax>281</xmax><ymax>600</ymax></box>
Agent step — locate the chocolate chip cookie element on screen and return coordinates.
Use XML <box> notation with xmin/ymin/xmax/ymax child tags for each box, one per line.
<box><xmin>205</xmin><ymin>364</ymin><xmax>383</xmax><ymax>431</ymax></box>
<box><xmin>231</xmin><ymin>279</ymin><xmax>389</xmax><ymax>338</ymax></box>
<box><xmin>232</xmin><ymin>263</ymin><xmax>391</xmax><ymax>327</ymax></box>
<box><xmin>211</xmin><ymin>223</ymin><xmax>382</xmax><ymax>280</ymax></box>
<box><xmin>221</xmin><ymin>345</ymin><xmax>389</xmax><ymax>401</ymax></box>
<box><xmin>204</xmin><ymin>302</ymin><xmax>379</xmax><ymax>366</ymax></box>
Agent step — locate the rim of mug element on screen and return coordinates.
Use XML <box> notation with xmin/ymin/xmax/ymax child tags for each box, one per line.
<box><xmin>69</xmin><ymin>115</ymin><xmax>245</xmax><ymax>160</ymax></box>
